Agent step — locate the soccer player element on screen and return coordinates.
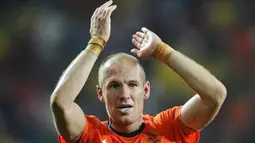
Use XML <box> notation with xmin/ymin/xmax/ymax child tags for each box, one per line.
<box><xmin>50</xmin><ymin>1</ymin><xmax>227</xmax><ymax>143</ymax></box>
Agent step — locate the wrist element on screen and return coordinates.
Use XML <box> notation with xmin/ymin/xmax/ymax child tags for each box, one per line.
<box><xmin>91</xmin><ymin>36</ymin><xmax>106</xmax><ymax>46</ymax></box>
<box><xmin>89</xmin><ymin>36</ymin><xmax>106</xmax><ymax>49</ymax></box>
<box><xmin>86</xmin><ymin>36</ymin><xmax>106</xmax><ymax>56</ymax></box>
<box><xmin>152</xmin><ymin>42</ymin><xmax>175</xmax><ymax>64</ymax></box>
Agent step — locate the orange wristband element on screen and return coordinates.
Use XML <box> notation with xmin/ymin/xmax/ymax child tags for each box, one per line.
<box><xmin>152</xmin><ymin>42</ymin><xmax>175</xmax><ymax>64</ymax></box>
<box><xmin>86</xmin><ymin>37</ymin><xmax>106</xmax><ymax>56</ymax></box>
<box><xmin>93</xmin><ymin>36</ymin><xmax>106</xmax><ymax>46</ymax></box>
<box><xmin>90</xmin><ymin>36</ymin><xmax>106</xmax><ymax>48</ymax></box>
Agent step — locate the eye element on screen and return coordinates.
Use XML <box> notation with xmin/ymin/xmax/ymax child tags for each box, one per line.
<box><xmin>110</xmin><ymin>83</ymin><xmax>120</xmax><ymax>89</ymax></box>
<box><xmin>129</xmin><ymin>83</ymin><xmax>137</xmax><ymax>87</ymax></box>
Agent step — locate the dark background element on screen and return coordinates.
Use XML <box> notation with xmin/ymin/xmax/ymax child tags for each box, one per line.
<box><xmin>0</xmin><ymin>0</ymin><xmax>254</xmax><ymax>142</ymax></box>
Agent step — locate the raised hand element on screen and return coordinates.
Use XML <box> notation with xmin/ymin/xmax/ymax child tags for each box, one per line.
<box><xmin>90</xmin><ymin>1</ymin><xmax>117</xmax><ymax>42</ymax></box>
<box><xmin>131</xmin><ymin>27</ymin><xmax>163</xmax><ymax>59</ymax></box>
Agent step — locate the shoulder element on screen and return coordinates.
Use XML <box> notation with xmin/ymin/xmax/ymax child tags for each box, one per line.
<box><xmin>77</xmin><ymin>115</ymin><xmax>108</xmax><ymax>142</ymax></box>
<box><xmin>142</xmin><ymin>106</ymin><xmax>200</xmax><ymax>143</ymax></box>
<box><xmin>143</xmin><ymin>106</ymin><xmax>182</xmax><ymax>123</ymax></box>
<box><xmin>85</xmin><ymin>115</ymin><xmax>101</xmax><ymax>125</ymax></box>
<box><xmin>84</xmin><ymin>115</ymin><xmax>108</xmax><ymax>129</ymax></box>
<box><xmin>142</xmin><ymin>106</ymin><xmax>182</xmax><ymax>131</ymax></box>
<box><xmin>143</xmin><ymin>106</ymin><xmax>198</xmax><ymax>134</ymax></box>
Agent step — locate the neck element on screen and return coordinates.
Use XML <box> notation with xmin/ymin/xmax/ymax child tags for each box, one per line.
<box><xmin>109</xmin><ymin>117</ymin><xmax>143</xmax><ymax>134</ymax></box>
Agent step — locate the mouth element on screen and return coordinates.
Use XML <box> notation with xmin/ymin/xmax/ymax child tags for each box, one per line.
<box><xmin>117</xmin><ymin>104</ymin><xmax>133</xmax><ymax>109</ymax></box>
<box><xmin>117</xmin><ymin>104</ymin><xmax>133</xmax><ymax>114</ymax></box>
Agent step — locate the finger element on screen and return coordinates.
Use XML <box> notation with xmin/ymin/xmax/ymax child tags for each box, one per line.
<box><xmin>133</xmin><ymin>34</ymin><xmax>143</xmax><ymax>44</ymax></box>
<box><xmin>102</xmin><ymin>9</ymin><xmax>108</xmax><ymax>18</ymax></box>
<box><xmin>98</xmin><ymin>0</ymin><xmax>113</xmax><ymax>13</ymax></box>
<box><xmin>132</xmin><ymin>38</ymin><xmax>141</xmax><ymax>49</ymax></box>
<box><xmin>135</xmin><ymin>31</ymin><xmax>145</xmax><ymax>39</ymax></box>
<box><xmin>141</xmin><ymin>27</ymin><xmax>150</xmax><ymax>34</ymax></box>
<box><xmin>91</xmin><ymin>8</ymin><xmax>99</xmax><ymax>19</ymax></box>
<box><xmin>102</xmin><ymin>5</ymin><xmax>116</xmax><ymax>18</ymax></box>
<box><xmin>101</xmin><ymin>0</ymin><xmax>113</xmax><ymax>8</ymax></box>
<box><xmin>105</xmin><ymin>5</ymin><xmax>117</xmax><ymax>18</ymax></box>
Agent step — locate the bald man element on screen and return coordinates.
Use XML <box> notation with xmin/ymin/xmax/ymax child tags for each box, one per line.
<box><xmin>50</xmin><ymin>1</ymin><xmax>227</xmax><ymax>143</ymax></box>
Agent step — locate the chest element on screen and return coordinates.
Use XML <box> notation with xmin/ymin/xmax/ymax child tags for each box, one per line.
<box><xmin>89</xmin><ymin>131</ymin><xmax>173</xmax><ymax>143</ymax></box>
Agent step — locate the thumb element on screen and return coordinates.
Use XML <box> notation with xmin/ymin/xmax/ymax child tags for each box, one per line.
<box><xmin>141</xmin><ymin>27</ymin><xmax>150</xmax><ymax>34</ymax></box>
<box><xmin>131</xmin><ymin>48</ymin><xmax>140</xmax><ymax>56</ymax></box>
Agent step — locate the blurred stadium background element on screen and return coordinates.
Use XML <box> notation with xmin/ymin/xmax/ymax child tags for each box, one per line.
<box><xmin>0</xmin><ymin>0</ymin><xmax>254</xmax><ymax>142</ymax></box>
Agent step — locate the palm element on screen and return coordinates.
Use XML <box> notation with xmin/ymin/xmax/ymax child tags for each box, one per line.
<box><xmin>131</xmin><ymin>27</ymin><xmax>162</xmax><ymax>59</ymax></box>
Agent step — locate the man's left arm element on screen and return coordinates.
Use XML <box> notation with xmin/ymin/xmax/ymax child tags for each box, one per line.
<box><xmin>167</xmin><ymin>50</ymin><xmax>227</xmax><ymax>130</ymax></box>
<box><xmin>131</xmin><ymin>27</ymin><xmax>227</xmax><ymax>131</ymax></box>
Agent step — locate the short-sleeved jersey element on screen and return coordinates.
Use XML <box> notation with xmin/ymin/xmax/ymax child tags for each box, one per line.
<box><xmin>59</xmin><ymin>106</ymin><xmax>200</xmax><ymax>143</ymax></box>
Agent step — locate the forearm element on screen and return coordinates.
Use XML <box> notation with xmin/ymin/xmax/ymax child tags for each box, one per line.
<box><xmin>50</xmin><ymin>39</ymin><xmax>103</xmax><ymax>110</ymax></box>
<box><xmin>132</xmin><ymin>27</ymin><xmax>226</xmax><ymax>130</ymax></box>
<box><xmin>161</xmin><ymin>43</ymin><xmax>226</xmax><ymax>106</ymax></box>
<box><xmin>49</xmin><ymin>1</ymin><xmax>116</xmax><ymax>140</ymax></box>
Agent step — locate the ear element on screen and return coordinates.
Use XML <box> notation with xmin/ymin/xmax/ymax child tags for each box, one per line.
<box><xmin>144</xmin><ymin>81</ymin><xmax>150</xmax><ymax>100</ymax></box>
<box><xmin>96</xmin><ymin>85</ymin><xmax>105</xmax><ymax>102</ymax></box>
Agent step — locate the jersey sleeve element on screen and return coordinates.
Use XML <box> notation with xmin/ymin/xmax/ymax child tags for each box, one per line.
<box><xmin>153</xmin><ymin>106</ymin><xmax>200</xmax><ymax>143</ymax></box>
<box><xmin>58</xmin><ymin>115</ymin><xmax>100</xmax><ymax>143</ymax></box>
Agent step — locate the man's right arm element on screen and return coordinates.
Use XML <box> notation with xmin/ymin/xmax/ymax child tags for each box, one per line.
<box><xmin>50</xmin><ymin>1</ymin><xmax>116</xmax><ymax>142</ymax></box>
<box><xmin>50</xmin><ymin>44</ymin><xmax>101</xmax><ymax>142</ymax></box>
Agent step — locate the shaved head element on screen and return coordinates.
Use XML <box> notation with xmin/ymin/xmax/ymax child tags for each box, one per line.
<box><xmin>98</xmin><ymin>53</ymin><xmax>146</xmax><ymax>88</ymax></box>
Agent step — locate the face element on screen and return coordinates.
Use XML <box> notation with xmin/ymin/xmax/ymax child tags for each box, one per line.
<box><xmin>97</xmin><ymin>60</ymin><xmax>150</xmax><ymax>125</ymax></box>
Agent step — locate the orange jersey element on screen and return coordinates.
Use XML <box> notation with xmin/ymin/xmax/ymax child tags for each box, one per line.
<box><xmin>59</xmin><ymin>106</ymin><xmax>200</xmax><ymax>143</ymax></box>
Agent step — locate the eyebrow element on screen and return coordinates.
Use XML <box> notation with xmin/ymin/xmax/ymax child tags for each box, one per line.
<box><xmin>108</xmin><ymin>80</ymin><xmax>120</xmax><ymax>84</ymax></box>
<box><xmin>106</xmin><ymin>80</ymin><xmax>121</xmax><ymax>87</ymax></box>
<box><xmin>128</xmin><ymin>80</ymin><xmax>139</xmax><ymax>84</ymax></box>
<box><xmin>107</xmin><ymin>80</ymin><xmax>139</xmax><ymax>85</ymax></box>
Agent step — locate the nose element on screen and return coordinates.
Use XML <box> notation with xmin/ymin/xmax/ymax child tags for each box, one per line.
<box><xmin>119</xmin><ymin>84</ymin><xmax>131</xmax><ymax>101</ymax></box>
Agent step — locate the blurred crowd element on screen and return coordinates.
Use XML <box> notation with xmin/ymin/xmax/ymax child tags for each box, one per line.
<box><xmin>0</xmin><ymin>0</ymin><xmax>254</xmax><ymax>142</ymax></box>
